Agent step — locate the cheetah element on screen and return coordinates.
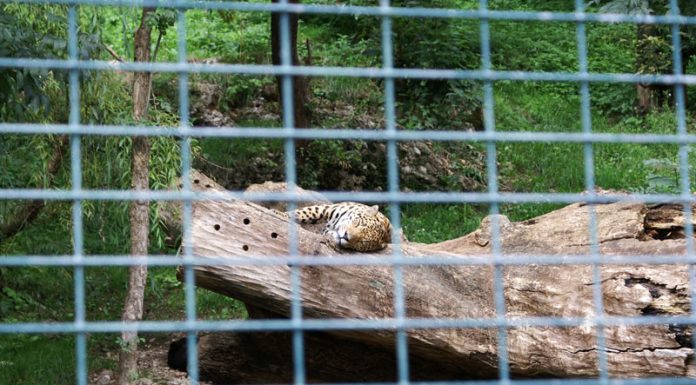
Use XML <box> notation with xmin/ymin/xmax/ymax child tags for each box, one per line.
<box><xmin>279</xmin><ymin>202</ymin><xmax>392</xmax><ymax>252</ymax></box>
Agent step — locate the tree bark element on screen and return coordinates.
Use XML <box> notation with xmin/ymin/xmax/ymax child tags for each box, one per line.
<box><xmin>165</xmin><ymin>175</ymin><xmax>695</xmax><ymax>381</ymax></box>
<box><xmin>158</xmin><ymin>173</ymin><xmax>330</xmax><ymax>245</ymax></box>
<box><xmin>271</xmin><ymin>0</ymin><xmax>311</xmax><ymax>163</ymax></box>
<box><xmin>117</xmin><ymin>8</ymin><xmax>153</xmax><ymax>385</ymax></box>
<box><xmin>0</xmin><ymin>135</ymin><xmax>68</xmax><ymax>241</ymax></box>
<box><xmin>636</xmin><ymin>23</ymin><xmax>657</xmax><ymax>115</ymax></box>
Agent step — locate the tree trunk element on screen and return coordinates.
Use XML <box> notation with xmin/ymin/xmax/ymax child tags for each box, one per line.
<box><xmin>271</xmin><ymin>0</ymin><xmax>311</xmax><ymax>164</ymax></box>
<box><xmin>636</xmin><ymin>23</ymin><xmax>657</xmax><ymax>115</ymax></box>
<box><xmin>164</xmin><ymin>175</ymin><xmax>695</xmax><ymax>381</ymax></box>
<box><xmin>117</xmin><ymin>8</ymin><xmax>153</xmax><ymax>385</ymax></box>
<box><xmin>680</xmin><ymin>44</ymin><xmax>694</xmax><ymax>110</ymax></box>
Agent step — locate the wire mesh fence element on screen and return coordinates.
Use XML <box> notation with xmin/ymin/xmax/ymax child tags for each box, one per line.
<box><xmin>1</xmin><ymin>0</ymin><xmax>696</xmax><ymax>384</ymax></box>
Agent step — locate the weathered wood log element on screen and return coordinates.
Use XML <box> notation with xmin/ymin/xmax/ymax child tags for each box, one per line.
<box><xmin>167</xmin><ymin>174</ymin><xmax>695</xmax><ymax>381</ymax></box>
<box><xmin>157</xmin><ymin>170</ymin><xmax>329</xmax><ymax>245</ymax></box>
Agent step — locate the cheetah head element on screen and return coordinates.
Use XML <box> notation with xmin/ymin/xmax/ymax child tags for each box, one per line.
<box><xmin>335</xmin><ymin>206</ymin><xmax>392</xmax><ymax>252</ymax></box>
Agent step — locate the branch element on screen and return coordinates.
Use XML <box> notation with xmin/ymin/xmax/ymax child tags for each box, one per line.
<box><xmin>148</xmin><ymin>29</ymin><xmax>164</xmax><ymax>105</ymax></box>
<box><xmin>304</xmin><ymin>38</ymin><xmax>312</xmax><ymax>66</ymax></box>
<box><xmin>103</xmin><ymin>44</ymin><xmax>125</xmax><ymax>63</ymax></box>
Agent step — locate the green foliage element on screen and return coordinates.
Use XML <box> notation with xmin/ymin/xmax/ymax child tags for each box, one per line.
<box><xmin>190</xmin><ymin>10</ymin><xmax>270</xmax><ymax>63</ymax></box>
<box><xmin>490</xmin><ymin>0</ymin><xmax>573</xmax><ymax>11</ymax></box>
<box><xmin>309</xmin><ymin>34</ymin><xmax>383</xmax><ymax>109</ymax></box>
<box><xmin>0</xmin><ymin>135</ymin><xmax>65</xmax><ymax>189</ymax></box>
<box><xmin>0</xmin><ymin>5</ymin><xmax>108</xmax><ymax>122</ymax></box>
<box><xmin>489</xmin><ymin>9</ymin><xmax>639</xmax><ymax>117</ymax></box>
<box><xmin>146</xmin><ymin>9</ymin><xmax>176</xmax><ymax>35</ymax></box>
<box><xmin>314</xmin><ymin>34</ymin><xmax>378</xmax><ymax>68</ymax></box>
<box><xmin>635</xmin><ymin>158</ymin><xmax>680</xmax><ymax>193</ymax></box>
<box><xmin>493</xmin><ymin>21</ymin><xmax>577</xmax><ymax>74</ymax></box>
<box><xmin>593</xmin><ymin>112</ymin><xmax>679</xmax><ymax>190</ymax></box>
<box><xmin>587</xmin><ymin>24</ymin><xmax>636</xmax><ymax>116</ymax></box>
<box><xmin>99</xmin><ymin>6</ymin><xmax>141</xmax><ymax>60</ymax></box>
<box><xmin>101</xmin><ymin>9</ymin><xmax>271</xmax><ymax>64</ymax></box>
<box><xmin>0</xmin><ymin>6</ymin><xmax>66</xmax><ymax>121</ymax></box>
<box><xmin>587</xmin><ymin>0</ymin><xmax>696</xmax><ymax>16</ymax></box>
<box><xmin>0</xmin><ymin>203</ymin><xmax>72</xmax><ymax>256</ymax></box>
<box><xmin>635</xmin><ymin>29</ymin><xmax>672</xmax><ymax>73</ymax></box>
<box><xmin>197</xmin><ymin>286</ymin><xmax>249</xmax><ymax>320</ymax></box>
<box><xmin>589</xmin><ymin>0</ymin><xmax>696</xmax><ymax>116</ymax></box>
<box><xmin>303</xmin><ymin>0</ymin><xmax>483</xmax><ymax>129</ymax></box>
<box><xmin>221</xmin><ymin>75</ymin><xmax>272</xmax><ymax>110</ymax></box>
<box><xmin>1</xmin><ymin>16</ymin><xmax>199</xmax><ymax>385</ymax></box>
<box><xmin>299</xmin><ymin>140</ymin><xmax>373</xmax><ymax>189</ymax></box>
<box><xmin>392</xmin><ymin>2</ymin><xmax>482</xmax><ymax>129</ymax></box>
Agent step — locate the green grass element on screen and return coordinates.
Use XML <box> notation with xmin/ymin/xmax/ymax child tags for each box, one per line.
<box><xmin>199</xmin><ymin>137</ymin><xmax>283</xmax><ymax>167</ymax></box>
<box><xmin>400</xmin><ymin>80</ymin><xmax>691</xmax><ymax>240</ymax></box>
<box><xmin>402</xmin><ymin>204</ymin><xmax>487</xmax><ymax>243</ymax></box>
<box><xmin>495</xmin><ymin>81</ymin><xmax>684</xmax><ymax>195</ymax></box>
<box><xmin>0</xmin><ymin>266</ymin><xmax>247</xmax><ymax>384</ymax></box>
<box><xmin>0</xmin><ymin>335</ymin><xmax>77</xmax><ymax>385</ymax></box>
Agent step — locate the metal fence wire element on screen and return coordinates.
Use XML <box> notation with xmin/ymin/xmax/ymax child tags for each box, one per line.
<box><xmin>2</xmin><ymin>0</ymin><xmax>696</xmax><ymax>384</ymax></box>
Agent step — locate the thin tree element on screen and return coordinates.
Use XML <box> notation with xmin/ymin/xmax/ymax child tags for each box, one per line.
<box><xmin>117</xmin><ymin>7</ymin><xmax>153</xmax><ymax>385</ymax></box>
<box><xmin>271</xmin><ymin>0</ymin><xmax>311</xmax><ymax>163</ymax></box>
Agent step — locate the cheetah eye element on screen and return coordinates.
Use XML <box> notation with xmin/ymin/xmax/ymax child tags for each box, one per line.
<box><xmin>342</xmin><ymin>230</ymin><xmax>355</xmax><ymax>241</ymax></box>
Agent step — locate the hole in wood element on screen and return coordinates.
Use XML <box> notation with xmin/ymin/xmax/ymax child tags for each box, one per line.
<box><xmin>243</xmin><ymin>218</ymin><xmax>250</xmax><ymax>225</ymax></box>
<box><xmin>214</xmin><ymin>224</ymin><xmax>220</xmax><ymax>231</ymax></box>
<box><xmin>194</xmin><ymin>179</ymin><xmax>200</xmax><ymax>184</ymax></box>
<box><xmin>205</xmin><ymin>184</ymin><xmax>211</xmax><ymax>188</ymax></box>
<box><xmin>645</xmin><ymin>228</ymin><xmax>684</xmax><ymax>240</ymax></box>
<box><xmin>271</xmin><ymin>232</ymin><xmax>278</xmax><ymax>239</ymax></box>
<box><xmin>242</xmin><ymin>245</ymin><xmax>249</xmax><ymax>251</ymax></box>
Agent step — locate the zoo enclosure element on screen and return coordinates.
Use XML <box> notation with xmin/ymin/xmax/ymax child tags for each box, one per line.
<box><xmin>2</xmin><ymin>0</ymin><xmax>696</xmax><ymax>384</ymax></box>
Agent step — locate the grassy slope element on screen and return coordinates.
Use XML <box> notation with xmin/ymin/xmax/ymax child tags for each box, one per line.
<box><xmin>402</xmin><ymin>80</ymin><xmax>683</xmax><ymax>243</ymax></box>
<box><xmin>403</xmin><ymin>12</ymin><xmax>689</xmax><ymax>242</ymax></box>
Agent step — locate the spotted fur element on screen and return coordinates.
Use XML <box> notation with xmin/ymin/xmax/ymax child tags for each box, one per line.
<box><xmin>282</xmin><ymin>202</ymin><xmax>392</xmax><ymax>251</ymax></box>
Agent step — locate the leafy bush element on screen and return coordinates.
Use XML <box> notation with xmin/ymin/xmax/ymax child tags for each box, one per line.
<box><xmin>391</xmin><ymin>4</ymin><xmax>483</xmax><ymax>129</ymax></box>
<box><xmin>0</xmin><ymin>8</ymin><xmax>66</xmax><ymax>121</ymax></box>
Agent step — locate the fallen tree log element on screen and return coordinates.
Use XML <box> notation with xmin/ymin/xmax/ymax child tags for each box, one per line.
<box><xmin>168</xmin><ymin>173</ymin><xmax>695</xmax><ymax>381</ymax></box>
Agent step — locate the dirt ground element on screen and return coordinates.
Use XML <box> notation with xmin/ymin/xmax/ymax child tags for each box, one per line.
<box><xmin>91</xmin><ymin>335</ymin><xmax>210</xmax><ymax>385</ymax></box>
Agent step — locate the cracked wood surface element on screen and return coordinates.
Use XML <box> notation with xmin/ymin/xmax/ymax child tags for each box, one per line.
<box><xmin>170</xmin><ymin>174</ymin><xmax>694</xmax><ymax>380</ymax></box>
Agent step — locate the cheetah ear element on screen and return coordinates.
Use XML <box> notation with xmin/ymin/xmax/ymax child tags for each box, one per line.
<box><xmin>369</xmin><ymin>205</ymin><xmax>379</xmax><ymax>214</ymax></box>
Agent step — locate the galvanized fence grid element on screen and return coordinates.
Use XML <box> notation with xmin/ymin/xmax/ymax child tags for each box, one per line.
<box><xmin>1</xmin><ymin>1</ymin><xmax>696</xmax><ymax>385</ymax></box>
